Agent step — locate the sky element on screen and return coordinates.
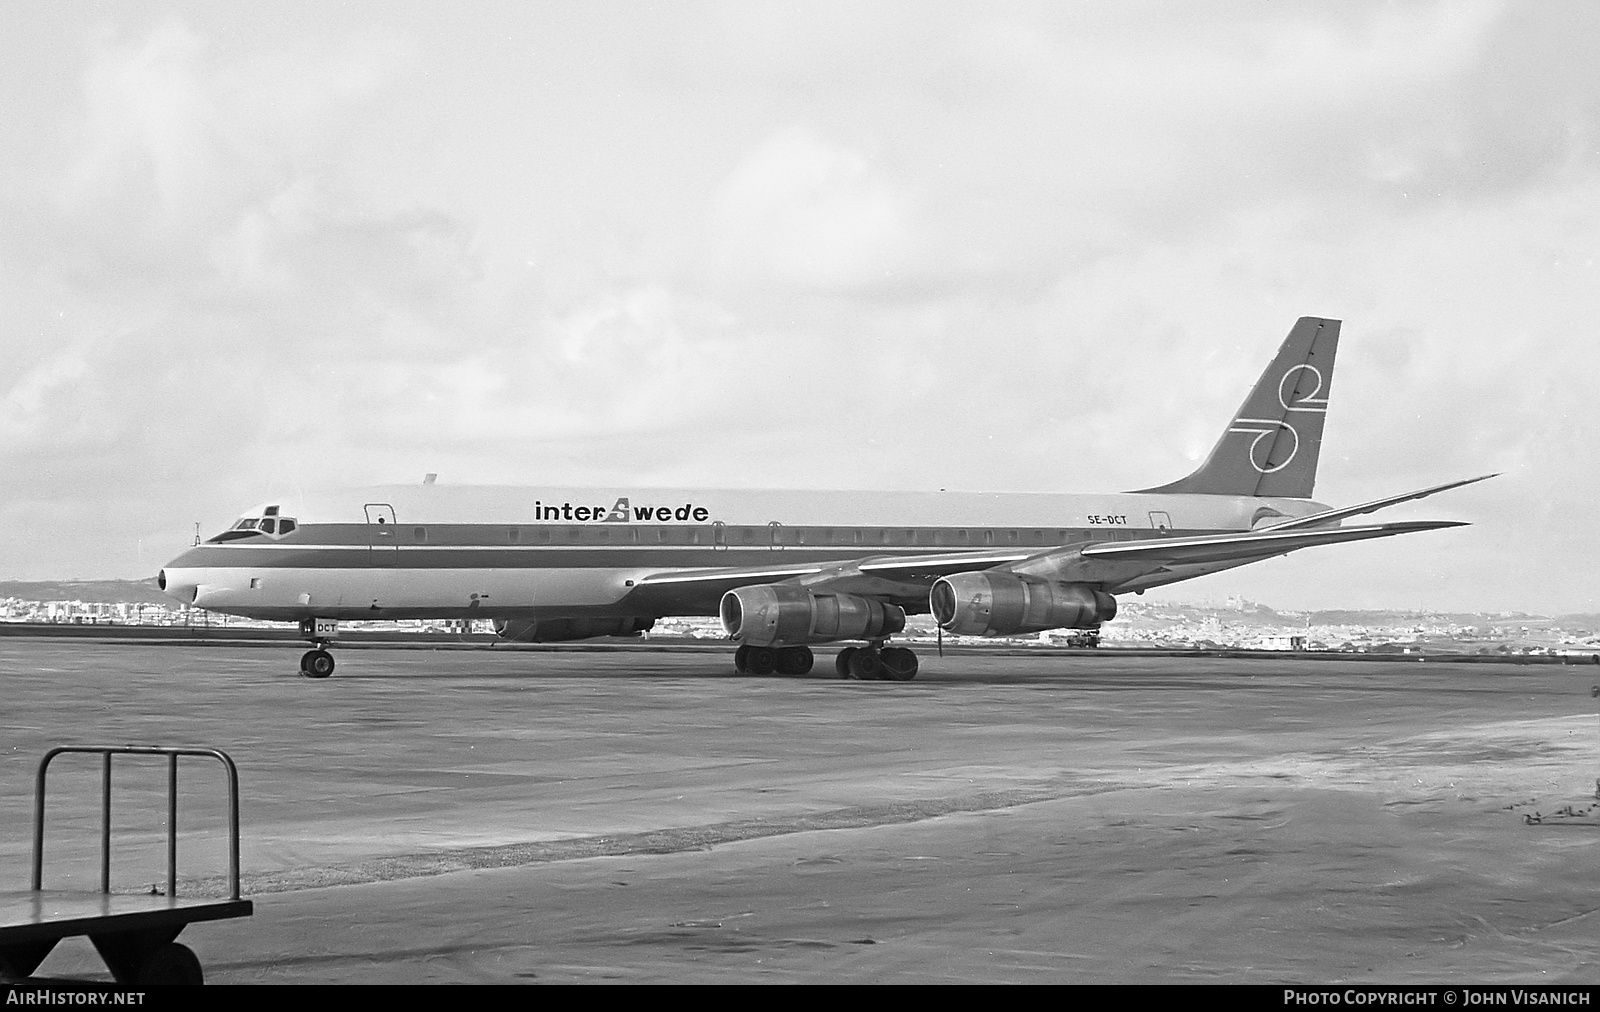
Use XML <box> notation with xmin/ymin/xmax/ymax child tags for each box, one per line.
<box><xmin>0</xmin><ymin>1</ymin><xmax>1596</xmax><ymax>613</ymax></box>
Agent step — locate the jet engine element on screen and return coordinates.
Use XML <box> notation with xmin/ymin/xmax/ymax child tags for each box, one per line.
<box><xmin>494</xmin><ymin>616</ymin><xmax>656</xmax><ymax>642</ymax></box>
<box><xmin>929</xmin><ymin>573</ymin><xmax>1116</xmax><ymax>637</ymax></box>
<box><xmin>720</xmin><ymin>585</ymin><xmax>906</xmax><ymax>648</ymax></box>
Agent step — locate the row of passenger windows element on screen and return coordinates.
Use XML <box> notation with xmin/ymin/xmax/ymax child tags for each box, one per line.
<box><xmin>396</xmin><ymin>525</ymin><xmax>1128</xmax><ymax>547</ymax></box>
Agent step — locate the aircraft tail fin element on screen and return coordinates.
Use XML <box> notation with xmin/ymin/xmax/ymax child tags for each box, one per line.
<box><xmin>1138</xmin><ymin>316</ymin><xmax>1339</xmax><ymax>498</ymax></box>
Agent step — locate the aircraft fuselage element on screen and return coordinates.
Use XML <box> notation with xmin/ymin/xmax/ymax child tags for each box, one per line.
<box><xmin>159</xmin><ymin>486</ymin><xmax>1327</xmax><ymax>623</ymax></box>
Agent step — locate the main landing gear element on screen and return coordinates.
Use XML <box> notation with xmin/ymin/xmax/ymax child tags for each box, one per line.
<box><xmin>835</xmin><ymin>645</ymin><xmax>918</xmax><ymax>681</ymax></box>
<box><xmin>733</xmin><ymin>644</ymin><xmax>814</xmax><ymax>676</ymax></box>
<box><xmin>731</xmin><ymin>643</ymin><xmax>919</xmax><ymax>680</ymax></box>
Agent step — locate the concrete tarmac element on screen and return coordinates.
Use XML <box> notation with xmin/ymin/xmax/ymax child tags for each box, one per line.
<box><xmin>1</xmin><ymin>641</ymin><xmax>1597</xmax><ymax>983</ymax></box>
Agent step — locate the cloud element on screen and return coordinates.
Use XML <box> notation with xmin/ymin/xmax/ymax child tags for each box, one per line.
<box><xmin>0</xmin><ymin>6</ymin><xmax>1595</xmax><ymax>611</ymax></box>
<box><xmin>711</xmin><ymin>126</ymin><xmax>912</xmax><ymax>291</ymax></box>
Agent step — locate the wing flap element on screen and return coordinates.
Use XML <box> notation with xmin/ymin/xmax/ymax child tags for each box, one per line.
<box><xmin>1079</xmin><ymin>520</ymin><xmax>1466</xmax><ymax>566</ymax></box>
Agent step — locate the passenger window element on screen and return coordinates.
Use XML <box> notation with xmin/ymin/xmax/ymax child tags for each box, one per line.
<box><xmin>535</xmin><ymin>528</ymin><xmax>550</xmax><ymax>544</ymax></box>
<box><xmin>509</xmin><ymin>527</ymin><xmax>520</xmax><ymax>543</ymax></box>
<box><xmin>741</xmin><ymin>528</ymin><xmax>754</xmax><ymax>544</ymax></box>
<box><xmin>413</xmin><ymin>527</ymin><xmax>426</xmax><ymax>541</ymax></box>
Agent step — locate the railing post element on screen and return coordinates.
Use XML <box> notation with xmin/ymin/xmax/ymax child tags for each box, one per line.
<box><xmin>31</xmin><ymin>753</ymin><xmax>50</xmax><ymax>891</ymax></box>
<box><xmin>167</xmin><ymin>753</ymin><xmax>179</xmax><ymax>898</ymax></box>
<box><xmin>100</xmin><ymin>752</ymin><xmax>112</xmax><ymax>894</ymax></box>
<box><xmin>221</xmin><ymin>752</ymin><xmax>241</xmax><ymax>901</ymax></box>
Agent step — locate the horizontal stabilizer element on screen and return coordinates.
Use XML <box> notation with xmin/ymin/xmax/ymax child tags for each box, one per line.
<box><xmin>1079</xmin><ymin>520</ymin><xmax>1466</xmax><ymax>567</ymax></box>
<box><xmin>1260</xmin><ymin>474</ymin><xmax>1497</xmax><ymax>533</ymax></box>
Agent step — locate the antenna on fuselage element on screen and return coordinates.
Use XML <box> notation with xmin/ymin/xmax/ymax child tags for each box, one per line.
<box><xmin>193</xmin><ymin>522</ymin><xmax>200</xmax><ymax>546</ymax></box>
<box><xmin>424</xmin><ymin>473</ymin><xmax>437</xmax><ymax>485</ymax></box>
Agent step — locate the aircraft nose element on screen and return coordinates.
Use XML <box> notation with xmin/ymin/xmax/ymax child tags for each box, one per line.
<box><xmin>159</xmin><ymin>569</ymin><xmax>197</xmax><ymax>604</ymax></box>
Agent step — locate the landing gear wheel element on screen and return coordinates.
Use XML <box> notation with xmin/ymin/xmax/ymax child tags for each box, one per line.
<box><xmin>302</xmin><ymin>649</ymin><xmax>335</xmax><ymax>679</ymax></box>
<box><xmin>136</xmin><ymin>942</ymin><xmax>203</xmax><ymax>985</ymax></box>
<box><xmin>776</xmin><ymin>645</ymin><xmax>814</xmax><ymax>676</ymax></box>
<box><xmin>880</xmin><ymin>647</ymin><xmax>919</xmax><ymax>681</ymax></box>
<box><xmin>848</xmin><ymin>648</ymin><xmax>884</xmax><ymax>681</ymax></box>
<box><xmin>734</xmin><ymin>644</ymin><xmax>752</xmax><ymax>674</ymax></box>
<box><xmin>835</xmin><ymin>647</ymin><xmax>858</xmax><ymax>679</ymax></box>
<box><xmin>745</xmin><ymin>646</ymin><xmax>777</xmax><ymax>676</ymax></box>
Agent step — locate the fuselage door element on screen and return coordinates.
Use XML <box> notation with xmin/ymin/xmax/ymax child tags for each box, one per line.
<box><xmin>769</xmin><ymin>520</ymin><xmax>784</xmax><ymax>551</ymax></box>
<box><xmin>712</xmin><ymin>521</ymin><xmax>728</xmax><ymax>551</ymax></box>
<box><xmin>1148</xmin><ymin>511</ymin><xmax>1172</xmax><ymax>533</ymax></box>
<box><xmin>365</xmin><ymin>503</ymin><xmax>398</xmax><ymax>566</ymax></box>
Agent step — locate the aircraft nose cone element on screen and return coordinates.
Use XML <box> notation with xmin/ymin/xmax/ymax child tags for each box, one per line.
<box><xmin>159</xmin><ymin>569</ymin><xmax>197</xmax><ymax>604</ymax></box>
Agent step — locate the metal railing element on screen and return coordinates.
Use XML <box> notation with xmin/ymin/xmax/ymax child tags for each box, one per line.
<box><xmin>31</xmin><ymin>746</ymin><xmax>242</xmax><ymax>902</ymax></box>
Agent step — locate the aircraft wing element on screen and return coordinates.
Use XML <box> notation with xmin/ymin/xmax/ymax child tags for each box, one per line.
<box><xmin>633</xmin><ymin>549</ymin><xmax>1031</xmax><ymax>589</ymax></box>
<box><xmin>631</xmin><ymin>519</ymin><xmax>1466</xmax><ymax>597</ymax></box>
<box><xmin>626</xmin><ymin>548</ymin><xmax>1035</xmax><ymax>613</ymax></box>
<box><xmin>1077</xmin><ymin>520</ymin><xmax>1466</xmax><ymax>567</ymax></box>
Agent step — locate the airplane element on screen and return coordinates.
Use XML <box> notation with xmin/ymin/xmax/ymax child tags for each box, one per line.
<box><xmin>158</xmin><ymin>316</ymin><xmax>1489</xmax><ymax>680</ymax></box>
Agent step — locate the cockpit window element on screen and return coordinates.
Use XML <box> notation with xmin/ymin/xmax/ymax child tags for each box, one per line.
<box><xmin>208</xmin><ymin>514</ymin><xmax>297</xmax><ymax>543</ymax></box>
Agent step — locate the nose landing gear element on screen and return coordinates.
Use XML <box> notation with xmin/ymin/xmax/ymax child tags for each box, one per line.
<box><xmin>296</xmin><ymin>618</ymin><xmax>337</xmax><ymax>678</ymax></box>
<box><xmin>299</xmin><ymin>648</ymin><xmax>335</xmax><ymax>678</ymax></box>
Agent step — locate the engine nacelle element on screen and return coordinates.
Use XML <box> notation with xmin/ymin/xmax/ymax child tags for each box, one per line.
<box><xmin>494</xmin><ymin>616</ymin><xmax>656</xmax><ymax>642</ymax></box>
<box><xmin>720</xmin><ymin>585</ymin><xmax>906</xmax><ymax>648</ymax></box>
<box><xmin>929</xmin><ymin>573</ymin><xmax>1116</xmax><ymax>637</ymax></box>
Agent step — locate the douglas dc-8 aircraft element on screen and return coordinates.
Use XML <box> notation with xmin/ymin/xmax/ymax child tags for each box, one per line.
<box><xmin>160</xmin><ymin>317</ymin><xmax>1488</xmax><ymax>680</ymax></box>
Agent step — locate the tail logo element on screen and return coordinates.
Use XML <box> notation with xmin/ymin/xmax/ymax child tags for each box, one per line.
<box><xmin>1228</xmin><ymin>365</ymin><xmax>1327</xmax><ymax>473</ymax></box>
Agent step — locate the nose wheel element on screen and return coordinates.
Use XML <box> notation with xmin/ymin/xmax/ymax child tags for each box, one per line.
<box><xmin>299</xmin><ymin>647</ymin><xmax>335</xmax><ymax>678</ymax></box>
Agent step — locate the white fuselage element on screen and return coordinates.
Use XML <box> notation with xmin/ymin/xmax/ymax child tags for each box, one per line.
<box><xmin>159</xmin><ymin>485</ymin><xmax>1326</xmax><ymax>623</ymax></box>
